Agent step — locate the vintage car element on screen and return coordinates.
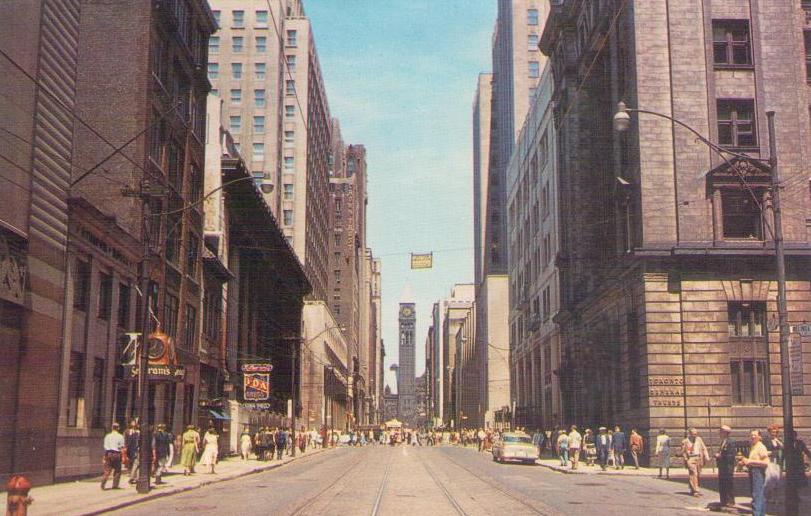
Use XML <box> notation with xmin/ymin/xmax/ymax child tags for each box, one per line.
<box><xmin>491</xmin><ymin>432</ymin><xmax>539</xmax><ymax>464</ymax></box>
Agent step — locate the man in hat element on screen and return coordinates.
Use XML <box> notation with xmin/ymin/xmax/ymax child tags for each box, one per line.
<box><xmin>152</xmin><ymin>423</ymin><xmax>173</xmax><ymax>485</ymax></box>
<box><xmin>715</xmin><ymin>425</ymin><xmax>736</xmax><ymax>508</ymax></box>
<box><xmin>595</xmin><ymin>427</ymin><xmax>610</xmax><ymax>471</ymax></box>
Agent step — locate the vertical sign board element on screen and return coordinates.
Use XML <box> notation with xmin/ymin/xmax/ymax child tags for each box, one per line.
<box><xmin>242</xmin><ymin>363</ymin><xmax>273</xmax><ymax>402</ymax></box>
<box><xmin>789</xmin><ymin>333</ymin><xmax>804</xmax><ymax>396</ymax></box>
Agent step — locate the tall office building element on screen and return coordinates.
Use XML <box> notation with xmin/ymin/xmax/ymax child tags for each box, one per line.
<box><xmin>473</xmin><ymin>0</ymin><xmax>548</xmax><ymax>428</ymax></box>
<box><xmin>397</xmin><ymin>302</ymin><xmax>416</xmax><ymax>425</ymax></box>
<box><xmin>209</xmin><ymin>0</ymin><xmax>331</xmax><ymax>301</ymax></box>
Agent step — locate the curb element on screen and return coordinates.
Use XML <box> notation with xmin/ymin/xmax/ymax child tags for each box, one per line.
<box><xmin>79</xmin><ymin>449</ymin><xmax>331</xmax><ymax>516</ymax></box>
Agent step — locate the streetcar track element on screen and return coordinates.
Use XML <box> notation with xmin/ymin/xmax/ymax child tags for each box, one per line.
<box><xmin>417</xmin><ymin>452</ymin><xmax>469</xmax><ymax>516</ymax></box>
<box><xmin>369</xmin><ymin>452</ymin><xmax>394</xmax><ymax>516</ymax></box>
<box><xmin>439</xmin><ymin>450</ymin><xmax>560</xmax><ymax>515</ymax></box>
<box><xmin>287</xmin><ymin>454</ymin><xmax>367</xmax><ymax>516</ymax></box>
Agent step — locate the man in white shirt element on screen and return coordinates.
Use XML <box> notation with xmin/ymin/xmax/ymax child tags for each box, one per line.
<box><xmin>568</xmin><ymin>425</ymin><xmax>583</xmax><ymax>469</ymax></box>
<box><xmin>101</xmin><ymin>423</ymin><xmax>125</xmax><ymax>490</ymax></box>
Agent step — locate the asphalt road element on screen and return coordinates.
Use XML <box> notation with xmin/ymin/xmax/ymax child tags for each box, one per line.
<box><xmin>110</xmin><ymin>446</ymin><xmax>738</xmax><ymax>516</ymax></box>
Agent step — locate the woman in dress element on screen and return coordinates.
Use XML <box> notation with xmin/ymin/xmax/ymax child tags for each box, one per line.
<box><xmin>200</xmin><ymin>426</ymin><xmax>219</xmax><ymax>474</ymax></box>
<box><xmin>180</xmin><ymin>425</ymin><xmax>200</xmax><ymax>476</ymax></box>
<box><xmin>239</xmin><ymin>428</ymin><xmax>253</xmax><ymax>460</ymax></box>
<box><xmin>654</xmin><ymin>428</ymin><xmax>671</xmax><ymax>479</ymax></box>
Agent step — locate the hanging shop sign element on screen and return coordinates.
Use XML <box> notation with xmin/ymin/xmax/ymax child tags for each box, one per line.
<box><xmin>410</xmin><ymin>252</ymin><xmax>433</xmax><ymax>270</ymax></box>
<box><xmin>789</xmin><ymin>333</ymin><xmax>804</xmax><ymax>396</ymax></box>
<box><xmin>242</xmin><ymin>363</ymin><xmax>273</xmax><ymax>402</ymax></box>
<box><xmin>127</xmin><ymin>364</ymin><xmax>186</xmax><ymax>381</ymax></box>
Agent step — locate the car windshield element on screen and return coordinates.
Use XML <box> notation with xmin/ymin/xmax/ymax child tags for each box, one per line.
<box><xmin>503</xmin><ymin>435</ymin><xmax>532</xmax><ymax>444</ymax></box>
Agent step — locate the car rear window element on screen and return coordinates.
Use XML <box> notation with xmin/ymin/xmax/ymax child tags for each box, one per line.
<box><xmin>503</xmin><ymin>435</ymin><xmax>532</xmax><ymax>444</ymax></box>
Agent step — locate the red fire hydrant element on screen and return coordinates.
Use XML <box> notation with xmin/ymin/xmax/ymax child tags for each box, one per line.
<box><xmin>5</xmin><ymin>476</ymin><xmax>33</xmax><ymax>516</ymax></box>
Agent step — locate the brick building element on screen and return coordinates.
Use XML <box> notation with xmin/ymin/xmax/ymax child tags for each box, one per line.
<box><xmin>541</xmin><ymin>0</ymin><xmax>811</xmax><ymax>453</ymax></box>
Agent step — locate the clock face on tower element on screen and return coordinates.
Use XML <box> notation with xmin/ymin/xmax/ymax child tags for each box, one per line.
<box><xmin>401</xmin><ymin>306</ymin><xmax>414</xmax><ymax>318</ymax></box>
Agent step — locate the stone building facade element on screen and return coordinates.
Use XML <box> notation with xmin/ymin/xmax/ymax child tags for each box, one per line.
<box><xmin>473</xmin><ymin>0</ymin><xmax>550</xmax><ymax>430</ymax></box>
<box><xmin>541</xmin><ymin>0</ymin><xmax>811</xmax><ymax>454</ymax></box>
<box><xmin>507</xmin><ymin>64</ymin><xmax>563</xmax><ymax>431</ymax></box>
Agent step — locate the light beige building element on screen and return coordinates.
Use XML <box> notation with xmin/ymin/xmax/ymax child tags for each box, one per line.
<box><xmin>507</xmin><ymin>64</ymin><xmax>561</xmax><ymax>430</ymax></box>
<box><xmin>474</xmin><ymin>0</ymin><xmax>549</xmax><ymax>429</ymax></box>
<box><xmin>437</xmin><ymin>284</ymin><xmax>475</xmax><ymax>427</ymax></box>
<box><xmin>207</xmin><ymin>0</ymin><xmax>286</xmax><ymax>213</ymax></box>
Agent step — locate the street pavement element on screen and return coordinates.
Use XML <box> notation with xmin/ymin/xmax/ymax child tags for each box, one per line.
<box><xmin>103</xmin><ymin>445</ymin><xmax>811</xmax><ymax>516</ymax></box>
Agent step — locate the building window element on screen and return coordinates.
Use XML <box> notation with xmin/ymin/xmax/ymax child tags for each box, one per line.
<box><xmin>255</xmin><ymin>10</ymin><xmax>268</xmax><ymax>28</ymax></box>
<box><xmin>283</xmin><ymin>183</ymin><xmax>294</xmax><ymax>200</ymax></box>
<box><xmin>91</xmin><ymin>358</ymin><xmax>105</xmax><ymax>428</ymax></box>
<box><xmin>542</xmin><ymin>286</ymin><xmax>551</xmax><ymax>321</ymax></box>
<box><xmin>528</xmin><ymin>34</ymin><xmax>539</xmax><ymax>51</ymax></box>
<box><xmin>731</xmin><ymin>360</ymin><xmax>769</xmax><ymax>405</ymax></box>
<box><xmin>283</xmin><ymin>210</ymin><xmax>294</xmax><ymax>226</ymax></box>
<box><xmin>253</xmin><ymin>116</ymin><xmax>265</xmax><ymax>134</ymax></box>
<box><xmin>256</xmin><ymin>36</ymin><xmax>267</xmax><ymax>53</ymax></box>
<box><xmin>334</xmin><ymin>269</ymin><xmax>342</xmax><ymax>284</ymax></box>
<box><xmin>721</xmin><ymin>188</ymin><xmax>764</xmax><ymax>239</ymax></box>
<box><xmin>164</xmin><ymin>293</ymin><xmax>179</xmax><ymax>338</ymax></box>
<box><xmin>254</xmin><ymin>89</ymin><xmax>266</xmax><ymax>107</ymax></box>
<box><xmin>529</xmin><ymin>61</ymin><xmax>540</xmax><ymax>78</ymax></box>
<box><xmin>284</xmin><ymin>130</ymin><xmax>295</xmax><ymax>144</ymax></box>
<box><xmin>286</xmin><ymin>80</ymin><xmax>296</xmax><ymax>96</ymax></box>
<box><xmin>712</xmin><ymin>20</ymin><xmax>752</xmax><ymax>67</ymax></box>
<box><xmin>252</xmin><ymin>143</ymin><xmax>264</xmax><ymax>160</ymax></box>
<box><xmin>207</xmin><ymin>63</ymin><xmax>219</xmax><ymax>80</ymax></box>
<box><xmin>74</xmin><ymin>260</ymin><xmax>91</xmax><ymax>311</ymax></box>
<box><xmin>528</xmin><ymin>8</ymin><xmax>539</xmax><ymax>25</ymax></box>
<box><xmin>284</xmin><ymin>156</ymin><xmax>295</xmax><ymax>169</ymax></box>
<box><xmin>212</xmin><ymin>10</ymin><xmax>220</xmax><ymax>28</ymax></box>
<box><xmin>728</xmin><ymin>302</ymin><xmax>765</xmax><ymax>337</ymax></box>
<box><xmin>67</xmin><ymin>351</ymin><xmax>85</xmax><ymax>427</ymax></box>
<box><xmin>230</xmin><ymin>89</ymin><xmax>241</xmax><ymax>104</ymax></box>
<box><xmin>211</xmin><ymin>88</ymin><xmax>218</xmax><ymax>97</ymax></box>
<box><xmin>98</xmin><ymin>272</ymin><xmax>112</xmax><ymax>320</ymax></box>
<box><xmin>183</xmin><ymin>304</ymin><xmax>197</xmax><ymax>350</ymax></box>
<box><xmin>209</xmin><ymin>36</ymin><xmax>219</xmax><ymax>54</ymax></box>
<box><xmin>232</xmin><ymin>36</ymin><xmax>244</xmax><ymax>53</ymax></box>
<box><xmin>717</xmin><ymin>99</ymin><xmax>756</xmax><ymax>148</ymax></box>
<box><xmin>232</xmin><ymin>10</ymin><xmax>244</xmax><ymax>28</ymax></box>
<box><xmin>255</xmin><ymin>63</ymin><xmax>266</xmax><ymax>80</ymax></box>
<box><xmin>285</xmin><ymin>105</ymin><xmax>295</xmax><ymax>118</ymax></box>
<box><xmin>186</xmin><ymin>233</ymin><xmax>199</xmax><ymax>276</ymax></box>
<box><xmin>286</xmin><ymin>30</ymin><xmax>297</xmax><ymax>47</ymax></box>
<box><xmin>231</xmin><ymin>62</ymin><xmax>243</xmax><ymax>79</ymax></box>
<box><xmin>118</xmin><ymin>283</ymin><xmax>131</xmax><ymax>329</ymax></box>
<box><xmin>203</xmin><ymin>289</ymin><xmax>222</xmax><ymax>340</ymax></box>
<box><xmin>230</xmin><ymin>115</ymin><xmax>241</xmax><ymax>132</ymax></box>
<box><xmin>805</xmin><ymin>31</ymin><xmax>811</xmax><ymax>84</ymax></box>
<box><xmin>286</xmin><ymin>55</ymin><xmax>296</xmax><ymax>73</ymax></box>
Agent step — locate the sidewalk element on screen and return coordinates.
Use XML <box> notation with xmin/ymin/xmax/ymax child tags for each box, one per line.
<box><xmin>536</xmin><ymin>458</ymin><xmax>811</xmax><ymax>514</ymax></box>
<box><xmin>28</xmin><ymin>448</ymin><xmax>329</xmax><ymax>516</ymax></box>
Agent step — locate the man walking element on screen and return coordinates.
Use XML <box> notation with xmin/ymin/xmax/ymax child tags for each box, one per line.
<box><xmin>681</xmin><ymin>427</ymin><xmax>710</xmax><ymax>497</ymax></box>
<box><xmin>568</xmin><ymin>425</ymin><xmax>582</xmax><ymax>470</ymax></box>
<box><xmin>101</xmin><ymin>423</ymin><xmax>125</xmax><ymax>490</ymax></box>
<box><xmin>275</xmin><ymin>427</ymin><xmax>287</xmax><ymax>460</ymax></box>
<box><xmin>124</xmin><ymin>419</ymin><xmax>140</xmax><ymax>484</ymax></box>
<box><xmin>612</xmin><ymin>426</ymin><xmax>626</xmax><ymax>470</ymax></box>
<box><xmin>153</xmin><ymin>423</ymin><xmax>172</xmax><ymax>485</ymax></box>
<box><xmin>629</xmin><ymin>429</ymin><xmax>644</xmax><ymax>469</ymax></box>
<box><xmin>596</xmin><ymin>427</ymin><xmax>610</xmax><ymax>471</ymax></box>
<box><xmin>715</xmin><ymin>425</ymin><xmax>736</xmax><ymax>508</ymax></box>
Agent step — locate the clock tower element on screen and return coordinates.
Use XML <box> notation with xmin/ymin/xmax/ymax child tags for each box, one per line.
<box><xmin>398</xmin><ymin>303</ymin><xmax>416</xmax><ymax>425</ymax></box>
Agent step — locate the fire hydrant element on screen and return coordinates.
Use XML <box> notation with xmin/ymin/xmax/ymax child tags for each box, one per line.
<box><xmin>5</xmin><ymin>476</ymin><xmax>33</xmax><ymax>516</ymax></box>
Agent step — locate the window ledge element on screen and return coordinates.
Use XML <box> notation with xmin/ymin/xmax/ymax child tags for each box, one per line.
<box><xmin>713</xmin><ymin>64</ymin><xmax>755</xmax><ymax>71</ymax></box>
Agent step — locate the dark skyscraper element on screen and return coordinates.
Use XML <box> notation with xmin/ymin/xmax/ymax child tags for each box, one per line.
<box><xmin>398</xmin><ymin>303</ymin><xmax>416</xmax><ymax>424</ymax></box>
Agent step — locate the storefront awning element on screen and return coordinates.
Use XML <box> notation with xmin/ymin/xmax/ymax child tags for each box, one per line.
<box><xmin>208</xmin><ymin>409</ymin><xmax>231</xmax><ymax>421</ymax></box>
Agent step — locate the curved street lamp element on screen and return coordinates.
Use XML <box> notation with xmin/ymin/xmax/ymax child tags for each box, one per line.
<box><xmin>612</xmin><ymin>102</ymin><xmax>798</xmax><ymax>515</ymax></box>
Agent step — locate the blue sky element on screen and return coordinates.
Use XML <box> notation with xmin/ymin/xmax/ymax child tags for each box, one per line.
<box><xmin>306</xmin><ymin>0</ymin><xmax>496</xmax><ymax>391</ymax></box>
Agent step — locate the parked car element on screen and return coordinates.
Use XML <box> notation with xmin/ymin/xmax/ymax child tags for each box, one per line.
<box><xmin>492</xmin><ymin>432</ymin><xmax>538</xmax><ymax>464</ymax></box>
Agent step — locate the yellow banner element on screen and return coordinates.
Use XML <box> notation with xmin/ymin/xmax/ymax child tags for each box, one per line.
<box><xmin>411</xmin><ymin>253</ymin><xmax>433</xmax><ymax>269</ymax></box>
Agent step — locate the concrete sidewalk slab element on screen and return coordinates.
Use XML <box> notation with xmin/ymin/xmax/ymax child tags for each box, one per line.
<box><xmin>27</xmin><ymin>448</ymin><xmax>330</xmax><ymax>516</ymax></box>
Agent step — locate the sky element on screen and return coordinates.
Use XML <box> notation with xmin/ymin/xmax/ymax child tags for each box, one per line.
<box><xmin>306</xmin><ymin>0</ymin><xmax>496</xmax><ymax>392</ymax></box>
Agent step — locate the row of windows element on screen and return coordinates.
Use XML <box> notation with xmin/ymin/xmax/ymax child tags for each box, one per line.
<box><xmin>213</xmin><ymin>87</ymin><xmax>266</xmax><ymax>107</ymax></box>
<box><xmin>212</xmin><ymin>9</ymin><xmax>268</xmax><ymax>29</ymax></box>
<box><xmin>73</xmin><ymin>262</ymin><xmax>131</xmax><ymax>327</ymax></box>
<box><xmin>228</xmin><ymin>114</ymin><xmax>266</xmax><ymax>133</ymax></box>
<box><xmin>209</xmin><ymin>36</ymin><xmax>268</xmax><ymax>54</ymax></box>
<box><xmin>208</xmin><ymin>63</ymin><xmax>267</xmax><ymax>82</ymax></box>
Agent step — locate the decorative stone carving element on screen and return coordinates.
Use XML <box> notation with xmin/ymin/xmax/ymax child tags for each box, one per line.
<box><xmin>0</xmin><ymin>234</ymin><xmax>26</xmax><ymax>305</ymax></box>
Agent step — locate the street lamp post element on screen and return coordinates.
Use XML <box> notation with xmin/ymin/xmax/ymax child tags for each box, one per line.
<box><xmin>614</xmin><ymin>102</ymin><xmax>798</xmax><ymax>515</ymax></box>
